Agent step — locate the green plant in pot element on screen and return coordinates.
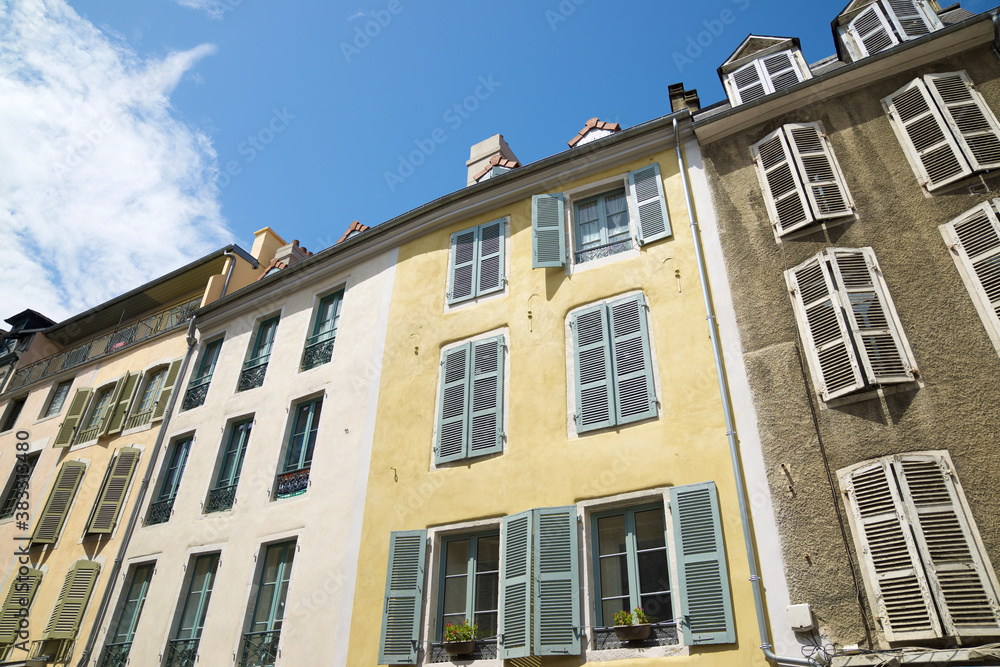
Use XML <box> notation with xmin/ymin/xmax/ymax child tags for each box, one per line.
<box><xmin>443</xmin><ymin>619</ymin><xmax>478</xmax><ymax>656</ymax></box>
<box><xmin>612</xmin><ymin>607</ymin><xmax>652</xmax><ymax>642</ymax></box>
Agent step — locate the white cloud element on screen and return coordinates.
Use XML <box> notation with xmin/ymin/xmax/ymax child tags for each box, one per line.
<box><xmin>0</xmin><ymin>0</ymin><xmax>233</xmax><ymax>323</ymax></box>
<box><xmin>173</xmin><ymin>0</ymin><xmax>233</xmax><ymax>20</ymax></box>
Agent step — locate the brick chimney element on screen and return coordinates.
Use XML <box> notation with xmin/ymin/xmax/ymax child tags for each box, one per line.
<box><xmin>467</xmin><ymin>135</ymin><xmax>520</xmax><ymax>186</ymax></box>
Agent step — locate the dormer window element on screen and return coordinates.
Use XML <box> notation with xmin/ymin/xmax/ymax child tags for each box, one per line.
<box><xmin>719</xmin><ymin>36</ymin><xmax>811</xmax><ymax>107</ymax></box>
<box><xmin>837</xmin><ymin>0</ymin><xmax>944</xmax><ymax>62</ymax></box>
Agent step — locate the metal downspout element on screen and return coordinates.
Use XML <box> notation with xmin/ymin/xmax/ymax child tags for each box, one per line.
<box><xmin>75</xmin><ymin>317</ymin><xmax>200</xmax><ymax>667</ymax></box>
<box><xmin>673</xmin><ymin>117</ymin><xmax>822</xmax><ymax>667</ymax></box>
<box><xmin>221</xmin><ymin>252</ymin><xmax>237</xmax><ymax>298</ymax></box>
<box><xmin>991</xmin><ymin>10</ymin><xmax>1000</xmax><ymax>60</ymax></box>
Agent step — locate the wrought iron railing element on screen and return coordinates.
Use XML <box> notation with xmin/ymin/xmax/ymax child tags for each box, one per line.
<box><xmin>275</xmin><ymin>468</ymin><xmax>310</xmax><ymax>499</ymax></box>
<box><xmin>205</xmin><ymin>484</ymin><xmax>238</xmax><ymax>513</ymax></box>
<box><xmin>237</xmin><ymin>359</ymin><xmax>269</xmax><ymax>392</ymax></box>
<box><xmin>97</xmin><ymin>641</ymin><xmax>132</xmax><ymax>667</ymax></box>
<box><xmin>300</xmin><ymin>333</ymin><xmax>335</xmax><ymax>371</ymax></box>
<box><xmin>592</xmin><ymin>621</ymin><xmax>679</xmax><ymax>650</ymax></box>
<box><xmin>164</xmin><ymin>637</ymin><xmax>200</xmax><ymax>667</ymax></box>
<box><xmin>181</xmin><ymin>375</ymin><xmax>212</xmax><ymax>411</ymax></box>
<box><xmin>575</xmin><ymin>238</ymin><xmax>635</xmax><ymax>264</ymax></box>
<box><xmin>428</xmin><ymin>638</ymin><xmax>498</xmax><ymax>662</ymax></box>
<box><xmin>239</xmin><ymin>630</ymin><xmax>280</xmax><ymax>667</ymax></box>
<box><xmin>147</xmin><ymin>497</ymin><xmax>175</xmax><ymax>525</ymax></box>
<box><xmin>4</xmin><ymin>296</ymin><xmax>202</xmax><ymax>394</ymax></box>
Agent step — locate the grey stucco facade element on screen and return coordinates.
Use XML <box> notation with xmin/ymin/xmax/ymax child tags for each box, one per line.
<box><xmin>695</xmin><ymin>19</ymin><xmax>1000</xmax><ymax>658</ymax></box>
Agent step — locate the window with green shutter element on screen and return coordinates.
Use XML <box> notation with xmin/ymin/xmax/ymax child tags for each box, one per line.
<box><xmin>275</xmin><ymin>398</ymin><xmax>322</xmax><ymax>499</ymax></box>
<box><xmin>379</xmin><ymin>531</ymin><xmax>426</xmax><ymax>665</ymax></box>
<box><xmin>87</xmin><ymin>447</ymin><xmax>140</xmax><ymax>534</ymax></box>
<box><xmin>182</xmin><ymin>337</ymin><xmax>224</xmax><ymax>411</ymax></box>
<box><xmin>571</xmin><ymin>293</ymin><xmax>657</xmax><ymax>434</ymax></box>
<box><xmin>98</xmin><ymin>563</ymin><xmax>153</xmax><ymax>665</ymax></box>
<box><xmin>76</xmin><ymin>382</ymin><xmax>117</xmax><ymax>443</ymax></box>
<box><xmin>54</xmin><ymin>388</ymin><xmax>91</xmax><ymax>448</ymax></box>
<box><xmin>447</xmin><ymin>219</ymin><xmax>506</xmax><ymax>305</ymax></box>
<box><xmin>241</xmin><ymin>541</ymin><xmax>296</xmax><ymax>667</ymax></box>
<box><xmin>124</xmin><ymin>367</ymin><xmax>167</xmax><ymax>430</ymax></box>
<box><xmin>206</xmin><ymin>418</ymin><xmax>252</xmax><ymax>513</ymax></box>
<box><xmin>301</xmin><ymin>289</ymin><xmax>344</xmax><ymax>370</ymax></box>
<box><xmin>164</xmin><ymin>553</ymin><xmax>218</xmax><ymax>666</ymax></box>
<box><xmin>42</xmin><ymin>560</ymin><xmax>101</xmax><ymax>640</ymax></box>
<box><xmin>435</xmin><ymin>335</ymin><xmax>505</xmax><ymax>465</ymax></box>
<box><xmin>0</xmin><ymin>567</ymin><xmax>42</xmax><ymax>644</ymax></box>
<box><xmin>32</xmin><ymin>461</ymin><xmax>86</xmax><ymax>545</ymax></box>
<box><xmin>437</xmin><ymin>532</ymin><xmax>500</xmax><ymax>642</ymax></box>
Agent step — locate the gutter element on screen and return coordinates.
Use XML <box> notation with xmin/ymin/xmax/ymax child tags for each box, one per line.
<box><xmin>673</xmin><ymin>117</ymin><xmax>823</xmax><ymax>667</ymax></box>
<box><xmin>74</xmin><ymin>317</ymin><xmax>200</xmax><ymax>667</ymax></box>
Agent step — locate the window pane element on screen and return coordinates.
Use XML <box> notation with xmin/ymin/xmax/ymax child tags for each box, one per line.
<box><xmin>45</xmin><ymin>381</ymin><xmax>72</xmax><ymax>418</ymax></box>
<box><xmin>603</xmin><ymin>598</ymin><xmax>627</xmax><ymax>625</ymax></box>
<box><xmin>474</xmin><ymin>611</ymin><xmax>497</xmax><ymax>639</ymax></box>
<box><xmin>604</xmin><ymin>191</ymin><xmax>630</xmax><ymax>239</ymax></box>
<box><xmin>634</xmin><ymin>509</ymin><xmax>666</xmax><ymax>550</ymax></box>
<box><xmin>599</xmin><ymin>554</ymin><xmax>630</xmax><ymax>598</ymax></box>
<box><xmin>637</xmin><ymin>549</ymin><xmax>670</xmax><ymax>594</ymax></box>
<box><xmin>444</xmin><ymin>540</ymin><xmax>469</xmax><ymax>575</ymax></box>
<box><xmin>640</xmin><ymin>593</ymin><xmax>672</xmax><ymax>623</ymax></box>
<box><xmin>477</xmin><ymin>535</ymin><xmax>500</xmax><ymax>572</ymax></box>
<box><xmin>474</xmin><ymin>573</ymin><xmax>498</xmax><ymax>613</ymax></box>
<box><xmin>597</xmin><ymin>515</ymin><xmax>627</xmax><ymax>555</ymax></box>
<box><xmin>442</xmin><ymin>575</ymin><xmax>467</xmax><ymax>616</ymax></box>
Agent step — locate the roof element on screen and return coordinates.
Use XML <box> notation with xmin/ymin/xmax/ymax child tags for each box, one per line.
<box><xmin>939</xmin><ymin>4</ymin><xmax>976</xmax><ymax>24</ymax></box>
<box><xmin>719</xmin><ymin>35</ymin><xmax>801</xmax><ymax>75</ymax></box>
<box><xmin>336</xmin><ymin>220</ymin><xmax>371</xmax><ymax>244</ymax></box>
<box><xmin>4</xmin><ymin>309</ymin><xmax>55</xmax><ymax>330</ymax></box>
<box><xmin>472</xmin><ymin>155</ymin><xmax>522</xmax><ymax>182</ymax></box>
<box><xmin>567</xmin><ymin>118</ymin><xmax>622</xmax><ymax>148</ymax></box>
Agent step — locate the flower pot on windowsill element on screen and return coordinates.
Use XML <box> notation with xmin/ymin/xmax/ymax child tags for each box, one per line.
<box><xmin>613</xmin><ymin>623</ymin><xmax>651</xmax><ymax>642</ymax></box>
<box><xmin>443</xmin><ymin>640</ymin><xmax>477</xmax><ymax>656</ymax></box>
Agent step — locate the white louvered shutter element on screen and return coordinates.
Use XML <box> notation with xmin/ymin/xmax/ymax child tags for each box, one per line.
<box><xmin>752</xmin><ymin>128</ymin><xmax>813</xmax><ymax>235</ymax></box>
<box><xmin>436</xmin><ymin>344</ymin><xmax>470</xmax><ymax>464</ymax></box>
<box><xmin>378</xmin><ymin>530</ymin><xmax>427</xmax><ymax>664</ymax></box>
<box><xmin>762</xmin><ymin>50</ymin><xmax>804</xmax><ymax>93</ymax></box>
<box><xmin>893</xmin><ymin>454</ymin><xmax>1000</xmax><ymax>639</ymax></box>
<box><xmin>884</xmin><ymin>79</ymin><xmax>972</xmax><ymax>190</ymax></box>
<box><xmin>608</xmin><ymin>294</ymin><xmax>656</xmax><ymax>425</ymax></box>
<box><xmin>925</xmin><ymin>72</ymin><xmax>1000</xmax><ymax>172</ymax></box>
<box><xmin>785</xmin><ymin>123</ymin><xmax>854</xmax><ymax>220</ymax></box>
<box><xmin>883</xmin><ymin>0</ymin><xmax>938</xmax><ymax>40</ymax></box>
<box><xmin>499</xmin><ymin>510</ymin><xmax>532</xmax><ymax>659</ymax></box>
<box><xmin>467</xmin><ymin>336</ymin><xmax>504</xmax><ymax>458</ymax></box>
<box><xmin>942</xmin><ymin>202</ymin><xmax>1000</xmax><ymax>347</ymax></box>
<box><xmin>477</xmin><ymin>219</ymin><xmax>506</xmax><ymax>296</ymax></box>
<box><xmin>787</xmin><ymin>255</ymin><xmax>865</xmax><ymax>400</ymax></box>
<box><xmin>848</xmin><ymin>3</ymin><xmax>900</xmax><ymax>57</ymax></box>
<box><xmin>730</xmin><ymin>60</ymin><xmax>768</xmax><ymax>105</ymax></box>
<box><xmin>532</xmin><ymin>506</ymin><xmax>581</xmax><ymax>656</ymax></box>
<box><xmin>448</xmin><ymin>227</ymin><xmax>478</xmax><ymax>304</ymax></box>
<box><xmin>571</xmin><ymin>303</ymin><xmax>615</xmax><ymax>433</ymax></box>
<box><xmin>828</xmin><ymin>248</ymin><xmax>914</xmax><ymax>385</ymax></box>
<box><xmin>841</xmin><ymin>460</ymin><xmax>943</xmax><ymax>642</ymax></box>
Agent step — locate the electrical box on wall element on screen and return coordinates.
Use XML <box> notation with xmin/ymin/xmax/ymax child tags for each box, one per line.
<box><xmin>787</xmin><ymin>603</ymin><xmax>815</xmax><ymax>632</ymax></box>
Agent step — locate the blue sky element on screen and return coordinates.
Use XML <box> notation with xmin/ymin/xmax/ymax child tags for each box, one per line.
<box><xmin>1</xmin><ymin>0</ymin><xmax>994</xmax><ymax>321</ymax></box>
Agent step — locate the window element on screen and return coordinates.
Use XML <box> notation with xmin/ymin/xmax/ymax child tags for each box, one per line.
<box><xmin>0</xmin><ymin>567</ymin><xmax>42</xmax><ymax>646</ymax></box>
<box><xmin>124</xmin><ymin>366</ymin><xmax>167</xmax><ymax>430</ymax></box>
<box><xmin>435</xmin><ymin>335</ymin><xmax>504</xmax><ymax>465</ymax></box>
<box><xmin>242</xmin><ymin>541</ymin><xmax>296</xmax><ymax>667</ymax></box>
<box><xmin>31</xmin><ymin>460</ymin><xmax>86</xmax><ymax>545</ymax></box>
<box><xmin>940</xmin><ymin>202</ymin><xmax>1000</xmax><ymax>356</ymax></box>
<box><xmin>0</xmin><ymin>397</ymin><xmax>25</xmax><ymax>433</ymax></box>
<box><xmin>76</xmin><ymin>386</ymin><xmax>115</xmax><ymax>443</ymax></box>
<box><xmin>301</xmin><ymin>289</ymin><xmax>344</xmax><ymax>370</ymax></box>
<box><xmin>786</xmin><ymin>248</ymin><xmax>916</xmax><ymax>402</ymax></box>
<box><xmin>532</xmin><ymin>163</ymin><xmax>671</xmax><ymax>268</ymax></box>
<box><xmin>841</xmin><ymin>0</ymin><xmax>942</xmax><ymax>60</ymax></box>
<box><xmin>238</xmin><ymin>316</ymin><xmax>279</xmax><ymax>392</ymax></box>
<box><xmin>883</xmin><ymin>71</ymin><xmax>1000</xmax><ymax>191</ymax></box>
<box><xmin>206</xmin><ymin>418</ymin><xmax>252</xmax><ymax>513</ymax></box>
<box><xmin>99</xmin><ymin>563</ymin><xmax>153</xmax><ymax>666</ymax></box>
<box><xmin>148</xmin><ymin>436</ymin><xmax>192</xmax><ymax>526</ymax></box>
<box><xmin>840</xmin><ymin>452</ymin><xmax>1000</xmax><ymax>643</ymax></box>
<box><xmin>165</xmin><ymin>553</ymin><xmax>218</xmax><ymax>666</ymax></box>
<box><xmin>275</xmin><ymin>398</ymin><xmax>321</xmax><ymax>499</ymax></box>
<box><xmin>41</xmin><ymin>380</ymin><xmax>73</xmax><ymax>419</ymax></box>
<box><xmin>437</xmin><ymin>532</ymin><xmax>499</xmax><ymax>641</ymax></box>
<box><xmin>182</xmin><ymin>337</ymin><xmax>223</xmax><ymax>410</ymax></box>
<box><xmin>570</xmin><ymin>293</ymin><xmax>657</xmax><ymax>434</ymax></box>
<box><xmin>751</xmin><ymin>122</ymin><xmax>854</xmax><ymax>237</ymax></box>
<box><xmin>724</xmin><ymin>49</ymin><xmax>809</xmax><ymax>106</ymax></box>
<box><xmin>86</xmin><ymin>447</ymin><xmax>140</xmax><ymax>535</ymax></box>
<box><xmin>41</xmin><ymin>560</ymin><xmax>101</xmax><ymax>642</ymax></box>
<box><xmin>447</xmin><ymin>219</ymin><xmax>505</xmax><ymax>305</ymax></box>
<box><xmin>0</xmin><ymin>452</ymin><xmax>39</xmax><ymax>520</ymax></box>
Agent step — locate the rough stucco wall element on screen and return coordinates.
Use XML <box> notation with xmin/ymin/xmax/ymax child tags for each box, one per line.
<box><xmin>701</xmin><ymin>45</ymin><xmax>1000</xmax><ymax>648</ymax></box>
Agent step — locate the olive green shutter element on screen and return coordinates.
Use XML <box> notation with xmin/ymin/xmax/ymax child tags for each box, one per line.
<box><xmin>751</xmin><ymin>127</ymin><xmax>813</xmax><ymax>235</ymax></box>
<box><xmin>629</xmin><ymin>163</ymin><xmax>671</xmax><ymax>244</ymax></box>
<box><xmin>152</xmin><ymin>359</ymin><xmax>182</xmax><ymax>422</ymax></box>
<box><xmin>378</xmin><ymin>530</ymin><xmax>426</xmax><ymax>665</ymax></box>
<box><xmin>670</xmin><ymin>482</ymin><xmax>735</xmax><ymax>645</ymax></box>
<box><xmin>572</xmin><ymin>303</ymin><xmax>614</xmax><ymax>433</ymax></box>
<box><xmin>41</xmin><ymin>560</ymin><xmax>100</xmax><ymax>640</ymax></box>
<box><xmin>533</xmin><ymin>506</ymin><xmax>580</xmax><ymax>656</ymax></box>
<box><xmin>447</xmin><ymin>227</ymin><xmax>478</xmax><ymax>305</ymax></box>
<box><xmin>98</xmin><ymin>375</ymin><xmax>129</xmax><ymax>437</ymax></box>
<box><xmin>87</xmin><ymin>447</ymin><xmax>140</xmax><ymax>534</ymax></box>
<box><xmin>436</xmin><ymin>344</ymin><xmax>470</xmax><ymax>464</ymax></box>
<box><xmin>32</xmin><ymin>461</ymin><xmax>86</xmax><ymax>545</ymax></box>
<box><xmin>609</xmin><ymin>294</ymin><xmax>657</xmax><ymax>426</ymax></box>
<box><xmin>105</xmin><ymin>372</ymin><xmax>139</xmax><ymax>435</ymax></box>
<box><xmin>0</xmin><ymin>568</ymin><xmax>42</xmax><ymax>643</ymax></box>
<box><xmin>54</xmin><ymin>388</ymin><xmax>92</xmax><ymax>448</ymax></box>
<box><xmin>925</xmin><ymin>72</ymin><xmax>1000</xmax><ymax>173</ymax></box>
<box><xmin>477</xmin><ymin>219</ymin><xmax>506</xmax><ymax>296</ymax></box>
<box><xmin>468</xmin><ymin>336</ymin><xmax>504</xmax><ymax>458</ymax></box>
<box><xmin>532</xmin><ymin>194</ymin><xmax>565</xmax><ymax>268</ymax></box>
<box><xmin>498</xmin><ymin>510</ymin><xmax>532</xmax><ymax>659</ymax></box>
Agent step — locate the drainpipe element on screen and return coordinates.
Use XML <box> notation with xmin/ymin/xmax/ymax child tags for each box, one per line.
<box><xmin>75</xmin><ymin>317</ymin><xmax>200</xmax><ymax>667</ymax></box>
<box><xmin>673</xmin><ymin>117</ymin><xmax>823</xmax><ymax>667</ymax></box>
<box><xmin>221</xmin><ymin>252</ymin><xmax>237</xmax><ymax>298</ymax></box>
<box><xmin>991</xmin><ymin>10</ymin><xmax>1000</xmax><ymax>60</ymax></box>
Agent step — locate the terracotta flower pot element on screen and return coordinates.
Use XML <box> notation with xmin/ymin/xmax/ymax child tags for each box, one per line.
<box><xmin>443</xmin><ymin>640</ymin><xmax>476</xmax><ymax>656</ymax></box>
<box><xmin>613</xmin><ymin>623</ymin><xmax>651</xmax><ymax>642</ymax></box>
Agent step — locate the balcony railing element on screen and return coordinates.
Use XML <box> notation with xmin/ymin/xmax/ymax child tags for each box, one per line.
<box><xmin>428</xmin><ymin>639</ymin><xmax>498</xmax><ymax>662</ymax></box>
<box><xmin>5</xmin><ymin>296</ymin><xmax>202</xmax><ymax>394</ymax></box>
<box><xmin>205</xmin><ymin>484</ymin><xmax>238</xmax><ymax>513</ymax></box>
<box><xmin>275</xmin><ymin>468</ymin><xmax>310</xmax><ymax>499</ymax></box>
<box><xmin>97</xmin><ymin>641</ymin><xmax>132</xmax><ymax>667</ymax></box>
<box><xmin>147</xmin><ymin>497</ymin><xmax>175</xmax><ymax>526</ymax></box>
<box><xmin>123</xmin><ymin>407</ymin><xmax>154</xmax><ymax>431</ymax></box>
<box><xmin>239</xmin><ymin>630</ymin><xmax>280</xmax><ymax>667</ymax></box>
<box><xmin>29</xmin><ymin>638</ymin><xmax>73</xmax><ymax>662</ymax></box>
<box><xmin>300</xmin><ymin>333</ymin><xmax>335</xmax><ymax>371</ymax></box>
<box><xmin>574</xmin><ymin>238</ymin><xmax>635</xmax><ymax>264</ymax></box>
<box><xmin>181</xmin><ymin>375</ymin><xmax>212</xmax><ymax>411</ymax></box>
<box><xmin>164</xmin><ymin>637</ymin><xmax>200</xmax><ymax>667</ymax></box>
<box><xmin>237</xmin><ymin>358</ymin><xmax>269</xmax><ymax>392</ymax></box>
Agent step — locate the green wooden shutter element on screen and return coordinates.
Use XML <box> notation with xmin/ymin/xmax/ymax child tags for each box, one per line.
<box><xmin>925</xmin><ymin>71</ymin><xmax>1000</xmax><ymax>172</ymax></box>
<box><xmin>41</xmin><ymin>560</ymin><xmax>100</xmax><ymax>640</ymax></box>
<box><xmin>436</xmin><ymin>344</ymin><xmax>470</xmax><ymax>464</ymax></box>
<box><xmin>378</xmin><ymin>530</ymin><xmax>426</xmax><ymax>665</ymax></box>
<box><xmin>105</xmin><ymin>372</ymin><xmax>140</xmax><ymax>435</ymax></box>
<box><xmin>447</xmin><ymin>227</ymin><xmax>478</xmax><ymax>305</ymax></box>
<box><xmin>498</xmin><ymin>510</ymin><xmax>532</xmax><ymax>659</ymax></box>
<box><xmin>87</xmin><ymin>447</ymin><xmax>140</xmax><ymax>534</ymax></box>
<box><xmin>467</xmin><ymin>336</ymin><xmax>504</xmax><ymax>458</ymax></box>
<box><xmin>629</xmin><ymin>163</ymin><xmax>671</xmax><ymax>245</ymax></box>
<box><xmin>54</xmin><ymin>388</ymin><xmax>92</xmax><ymax>448</ymax></box>
<box><xmin>848</xmin><ymin>3</ymin><xmax>899</xmax><ymax>57</ymax></box>
<box><xmin>152</xmin><ymin>359</ymin><xmax>182</xmax><ymax>422</ymax></box>
<box><xmin>572</xmin><ymin>303</ymin><xmax>615</xmax><ymax>434</ymax></box>
<box><xmin>98</xmin><ymin>375</ymin><xmax>128</xmax><ymax>437</ymax></box>
<box><xmin>32</xmin><ymin>461</ymin><xmax>86</xmax><ymax>545</ymax></box>
<box><xmin>0</xmin><ymin>568</ymin><xmax>42</xmax><ymax>643</ymax></box>
<box><xmin>670</xmin><ymin>482</ymin><xmax>735</xmax><ymax>645</ymax></box>
<box><xmin>533</xmin><ymin>506</ymin><xmax>580</xmax><ymax>656</ymax></box>
<box><xmin>608</xmin><ymin>294</ymin><xmax>657</xmax><ymax>426</ymax></box>
<box><xmin>477</xmin><ymin>219</ymin><xmax>506</xmax><ymax>296</ymax></box>
<box><xmin>532</xmin><ymin>194</ymin><xmax>565</xmax><ymax>269</ymax></box>
<box><xmin>785</xmin><ymin>123</ymin><xmax>854</xmax><ymax>220</ymax></box>
<box><xmin>751</xmin><ymin>127</ymin><xmax>813</xmax><ymax>236</ymax></box>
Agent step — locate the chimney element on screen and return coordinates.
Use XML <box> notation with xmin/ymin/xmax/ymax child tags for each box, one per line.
<box><xmin>271</xmin><ymin>239</ymin><xmax>311</xmax><ymax>268</ymax></box>
<box><xmin>467</xmin><ymin>135</ymin><xmax>520</xmax><ymax>186</ymax></box>
<box><xmin>669</xmin><ymin>83</ymin><xmax>701</xmax><ymax>113</ymax></box>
